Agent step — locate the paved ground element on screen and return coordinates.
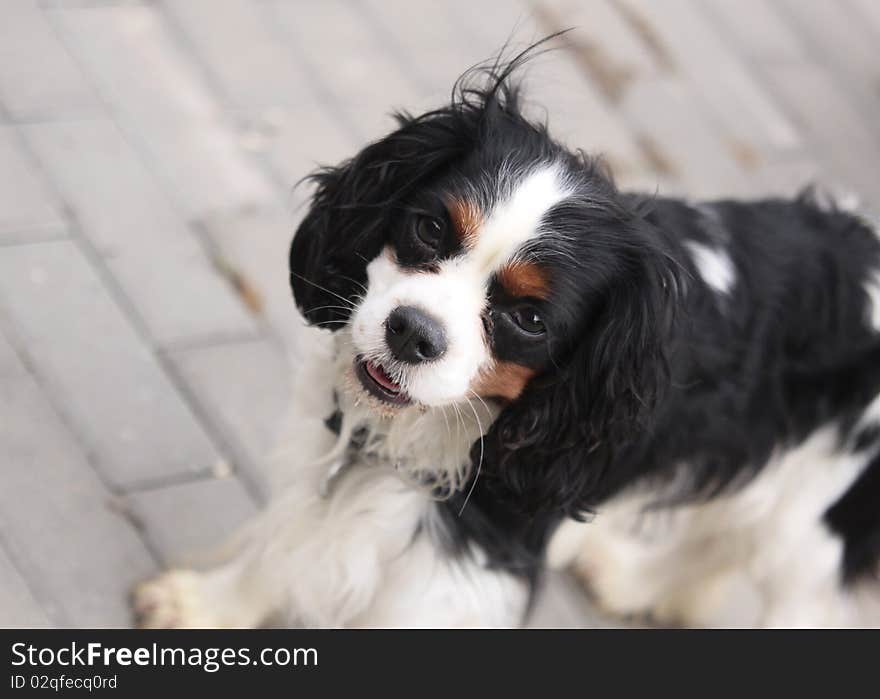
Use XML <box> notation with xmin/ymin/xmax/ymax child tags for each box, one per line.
<box><xmin>1</xmin><ymin>0</ymin><xmax>879</xmax><ymax>628</ymax></box>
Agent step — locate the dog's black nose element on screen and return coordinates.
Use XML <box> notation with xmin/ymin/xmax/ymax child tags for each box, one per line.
<box><xmin>385</xmin><ymin>306</ymin><xmax>447</xmax><ymax>364</ymax></box>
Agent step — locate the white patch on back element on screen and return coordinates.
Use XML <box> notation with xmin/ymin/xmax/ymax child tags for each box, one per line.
<box><xmin>865</xmin><ymin>268</ymin><xmax>880</xmax><ymax>332</ymax></box>
<box><xmin>858</xmin><ymin>390</ymin><xmax>880</xmax><ymax>430</ymax></box>
<box><xmin>684</xmin><ymin>240</ymin><xmax>736</xmax><ymax>296</ymax></box>
<box><xmin>862</xmin><ymin>213</ymin><xmax>880</xmax><ymax>332</ymax></box>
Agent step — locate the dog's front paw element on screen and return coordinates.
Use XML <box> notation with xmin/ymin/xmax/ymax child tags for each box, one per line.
<box><xmin>132</xmin><ymin>570</ymin><xmax>219</xmax><ymax>629</ymax></box>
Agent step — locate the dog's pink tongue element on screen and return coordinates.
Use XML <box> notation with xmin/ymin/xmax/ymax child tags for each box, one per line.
<box><xmin>366</xmin><ymin>361</ymin><xmax>401</xmax><ymax>392</ymax></box>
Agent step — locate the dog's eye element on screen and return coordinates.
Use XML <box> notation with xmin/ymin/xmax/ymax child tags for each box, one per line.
<box><xmin>511</xmin><ymin>307</ymin><xmax>545</xmax><ymax>335</ymax></box>
<box><xmin>415</xmin><ymin>216</ymin><xmax>444</xmax><ymax>249</ymax></box>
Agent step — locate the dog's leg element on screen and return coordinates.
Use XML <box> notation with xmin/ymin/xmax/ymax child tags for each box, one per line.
<box><xmin>551</xmin><ymin>499</ymin><xmax>754</xmax><ymax>624</ymax></box>
<box><xmin>133</xmin><ymin>471</ymin><xmax>528</xmax><ymax>628</ymax></box>
<box><xmin>132</xmin><ymin>456</ymin><xmax>438</xmax><ymax>628</ymax></box>
<box><xmin>348</xmin><ymin>527</ymin><xmax>528</xmax><ymax>628</ymax></box>
<box><xmin>132</xmin><ymin>552</ymin><xmax>275</xmax><ymax>629</ymax></box>
<box><xmin>133</xmin><ymin>333</ymin><xmax>352</xmax><ymax>628</ymax></box>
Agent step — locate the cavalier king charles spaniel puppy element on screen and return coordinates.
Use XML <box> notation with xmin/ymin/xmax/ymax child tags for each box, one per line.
<box><xmin>134</xmin><ymin>54</ymin><xmax>880</xmax><ymax>628</ymax></box>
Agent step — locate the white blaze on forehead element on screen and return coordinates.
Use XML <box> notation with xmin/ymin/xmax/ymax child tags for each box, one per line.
<box><xmin>469</xmin><ymin>164</ymin><xmax>572</xmax><ymax>276</ymax></box>
<box><xmin>684</xmin><ymin>240</ymin><xmax>736</xmax><ymax>296</ymax></box>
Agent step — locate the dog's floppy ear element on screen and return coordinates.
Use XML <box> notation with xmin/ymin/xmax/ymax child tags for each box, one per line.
<box><xmin>480</xmin><ymin>217</ymin><xmax>678</xmax><ymax>518</ymax></box>
<box><xmin>289</xmin><ymin>112</ymin><xmax>468</xmax><ymax>330</ymax></box>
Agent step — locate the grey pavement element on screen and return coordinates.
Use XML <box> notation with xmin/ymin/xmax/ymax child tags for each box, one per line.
<box><xmin>1</xmin><ymin>0</ymin><xmax>878</xmax><ymax>628</ymax></box>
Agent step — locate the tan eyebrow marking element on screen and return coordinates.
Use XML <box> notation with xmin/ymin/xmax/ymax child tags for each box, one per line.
<box><xmin>497</xmin><ymin>261</ymin><xmax>551</xmax><ymax>299</ymax></box>
<box><xmin>446</xmin><ymin>197</ymin><xmax>483</xmax><ymax>247</ymax></box>
<box><xmin>472</xmin><ymin>361</ymin><xmax>536</xmax><ymax>401</ymax></box>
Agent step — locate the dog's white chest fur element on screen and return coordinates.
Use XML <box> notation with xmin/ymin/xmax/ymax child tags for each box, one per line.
<box><xmin>255</xmin><ymin>330</ymin><xmax>524</xmax><ymax>627</ymax></box>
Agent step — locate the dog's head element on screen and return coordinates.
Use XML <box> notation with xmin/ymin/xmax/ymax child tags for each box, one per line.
<box><xmin>290</xmin><ymin>65</ymin><xmax>677</xmax><ymax>516</ymax></box>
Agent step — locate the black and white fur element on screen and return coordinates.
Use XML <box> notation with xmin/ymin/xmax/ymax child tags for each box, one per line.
<box><xmin>133</xmin><ymin>58</ymin><xmax>880</xmax><ymax>628</ymax></box>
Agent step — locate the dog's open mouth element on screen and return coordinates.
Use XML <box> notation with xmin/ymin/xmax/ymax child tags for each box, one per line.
<box><xmin>355</xmin><ymin>357</ymin><xmax>411</xmax><ymax>406</ymax></box>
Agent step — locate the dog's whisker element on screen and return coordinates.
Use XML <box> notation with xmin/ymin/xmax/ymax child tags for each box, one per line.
<box><xmin>291</xmin><ymin>271</ymin><xmax>359</xmax><ymax>309</ymax></box>
<box><xmin>467</xmin><ymin>390</ymin><xmax>492</xmax><ymax>420</ymax></box>
<box><xmin>304</xmin><ymin>304</ymin><xmax>355</xmax><ymax>315</ymax></box>
<box><xmin>434</xmin><ymin>403</ymin><xmax>452</xmax><ymax>443</ymax></box>
<box><xmin>458</xmin><ymin>392</ymin><xmax>485</xmax><ymax>516</ymax></box>
<box><xmin>335</xmin><ymin>274</ymin><xmax>368</xmax><ymax>295</ymax></box>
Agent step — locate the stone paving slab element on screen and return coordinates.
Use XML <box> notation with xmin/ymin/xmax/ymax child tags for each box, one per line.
<box><xmin>48</xmin><ymin>3</ymin><xmax>274</xmax><ymax>220</ymax></box>
<box><xmin>157</xmin><ymin>0</ymin><xmax>360</xmax><ymax>192</ymax></box>
<box><xmin>363</xmin><ymin>0</ymin><xmax>512</xmax><ymax>99</ymax></box>
<box><xmin>23</xmin><ymin>119</ymin><xmax>260</xmax><ymax>346</ymax></box>
<box><xmin>620</xmin><ymin>78</ymin><xmax>748</xmax><ymax>198</ymax></box>
<box><xmin>537</xmin><ymin>0</ymin><xmax>663</xmax><ymax>87</ymax></box>
<box><xmin>0</xmin><ymin>240</ymin><xmax>221</xmax><ymax>491</ymax></box>
<box><xmin>0</xmin><ymin>128</ymin><xmax>67</xmax><ymax>244</ymax></box>
<box><xmin>124</xmin><ymin>476</ymin><xmax>258</xmax><ymax>567</ymax></box>
<box><xmin>159</xmin><ymin>0</ymin><xmax>315</xmax><ymax>112</ymax></box>
<box><xmin>199</xmin><ymin>203</ymin><xmax>305</xmax><ymax>350</ymax></box>
<box><xmin>256</xmin><ymin>105</ymin><xmax>359</xmax><ymax>193</ymax></box>
<box><xmin>702</xmin><ymin>0</ymin><xmax>807</xmax><ymax>62</ymax></box>
<box><xmin>0</xmin><ymin>547</ymin><xmax>52</xmax><ymax>629</ymax></box>
<box><xmin>849</xmin><ymin>0</ymin><xmax>880</xmax><ymax>35</ymax></box>
<box><xmin>0</xmin><ymin>1</ymin><xmax>101</xmax><ymax>122</ymax></box>
<box><xmin>0</xmin><ymin>374</ymin><xmax>156</xmax><ymax>627</ymax></box>
<box><xmin>0</xmin><ymin>326</ymin><xmax>26</xmax><ymax>378</ymax></box>
<box><xmin>168</xmin><ymin>337</ymin><xmax>291</xmax><ymax>497</ymax></box>
<box><xmin>624</xmin><ymin>0</ymin><xmax>801</xmax><ymax>156</ymax></box>
<box><xmin>776</xmin><ymin>0</ymin><xmax>880</xmax><ymax>120</ymax></box>
<box><xmin>763</xmin><ymin>63</ymin><xmax>880</xmax><ymax>206</ymax></box>
<box><xmin>267</xmin><ymin>0</ymin><xmax>426</xmax><ymax>143</ymax></box>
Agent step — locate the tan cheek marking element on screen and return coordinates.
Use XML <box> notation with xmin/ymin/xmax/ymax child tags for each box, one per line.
<box><xmin>473</xmin><ymin>361</ymin><xmax>536</xmax><ymax>401</ymax></box>
<box><xmin>497</xmin><ymin>261</ymin><xmax>551</xmax><ymax>299</ymax></box>
<box><xmin>446</xmin><ymin>197</ymin><xmax>483</xmax><ymax>247</ymax></box>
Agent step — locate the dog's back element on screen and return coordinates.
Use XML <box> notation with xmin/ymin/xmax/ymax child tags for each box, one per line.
<box><xmin>556</xmin><ymin>194</ymin><xmax>880</xmax><ymax>626</ymax></box>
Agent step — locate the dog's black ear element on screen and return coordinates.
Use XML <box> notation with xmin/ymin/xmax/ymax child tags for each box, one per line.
<box><xmin>480</xmin><ymin>217</ymin><xmax>678</xmax><ymax>518</ymax></box>
<box><xmin>289</xmin><ymin>112</ymin><xmax>469</xmax><ymax>330</ymax></box>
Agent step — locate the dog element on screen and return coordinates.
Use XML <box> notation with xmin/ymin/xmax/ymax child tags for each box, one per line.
<box><xmin>133</xmin><ymin>56</ymin><xmax>880</xmax><ymax>628</ymax></box>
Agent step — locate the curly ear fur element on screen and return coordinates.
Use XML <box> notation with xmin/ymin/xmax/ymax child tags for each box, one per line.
<box><xmin>481</xmin><ymin>217</ymin><xmax>679</xmax><ymax>518</ymax></box>
<box><xmin>289</xmin><ymin>113</ymin><xmax>464</xmax><ymax>329</ymax></box>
